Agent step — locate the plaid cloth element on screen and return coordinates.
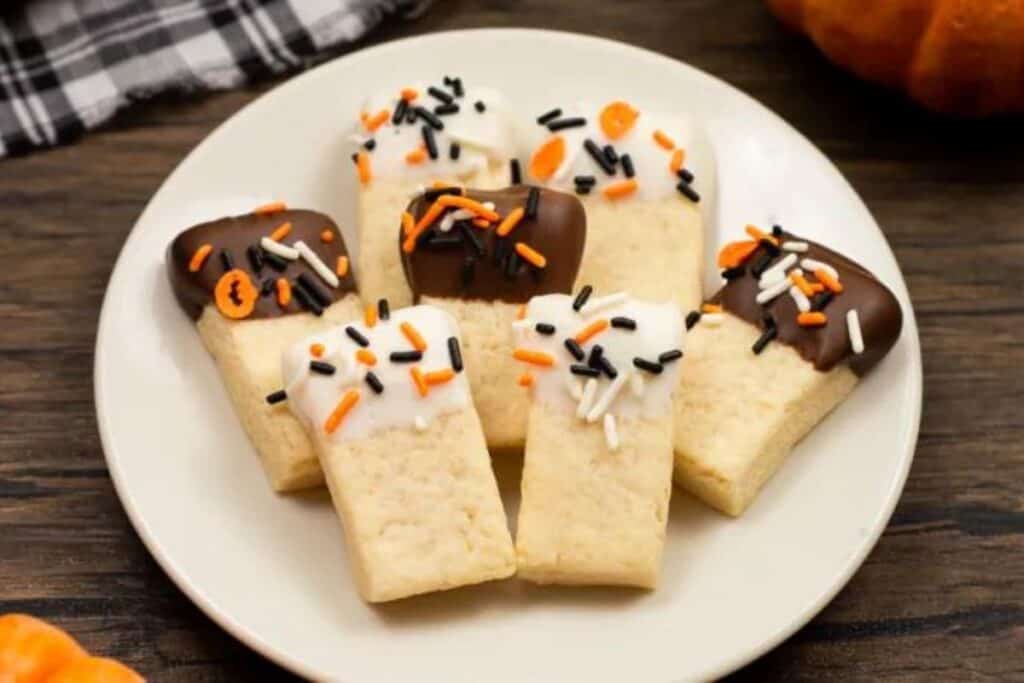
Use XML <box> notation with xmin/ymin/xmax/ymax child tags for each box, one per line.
<box><xmin>0</xmin><ymin>0</ymin><xmax>425</xmax><ymax>158</ymax></box>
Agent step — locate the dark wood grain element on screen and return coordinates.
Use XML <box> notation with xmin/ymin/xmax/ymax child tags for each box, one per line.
<box><xmin>1</xmin><ymin>2</ymin><xmax>1022</xmax><ymax>680</ymax></box>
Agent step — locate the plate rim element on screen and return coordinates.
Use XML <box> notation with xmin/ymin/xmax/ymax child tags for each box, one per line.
<box><xmin>94</xmin><ymin>27</ymin><xmax>923</xmax><ymax>682</ymax></box>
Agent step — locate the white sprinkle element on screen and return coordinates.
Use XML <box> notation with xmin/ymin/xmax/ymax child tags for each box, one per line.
<box><xmin>630</xmin><ymin>371</ymin><xmax>645</xmax><ymax>398</ymax></box>
<box><xmin>439</xmin><ymin>208</ymin><xmax>474</xmax><ymax>232</ymax></box>
<box><xmin>567</xmin><ymin>376</ymin><xmax>584</xmax><ymax>401</ymax></box>
<box><xmin>802</xmin><ymin>258</ymin><xmax>838</xmax><ymax>281</ymax></box>
<box><xmin>577</xmin><ymin>377</ymin><xmax>598</xmax><ymax>419</ymax></box>
<box><xmin>782</xmin><ymin>241</ymin><xmax>809</xmax><ymax>253</ymax></box>
<box><xmin>260</xmin><ymin>236</ymin><xmax>299</xmax><ymax>260</ymax></box>
<box><xmin>603</xmin><ymin>413</ymin><xmax>620</xmax><ymax>452</ymax></box>
<box><xmin>847</xmin><ymin>309</ymin><xmax>864</xmax><ymax>354</ymax></box>
<box><xmin>789</xmin><ymin>285</ymin><xmax>811</xmax><ymax>313</ymax></box>
<box><xmin>758</xmin><ymin>253</ymin><xmax>797</xmax><ymax>286</ymax></box>
<box><xmin>294</xmin><ymin>240</ymin><xmax>340</xmax><ymax>288</ymax></box>
<box><xmin>756</xmin><ymin>276</ymin><xmax>793</xmax><ymax>304</ymax></box>
<box><xmin>580</xmin><ymin>291</ymin><xmax>628</xmax><ymax>316</ymax></box>
<box><xmin>701</xmin><ymin>312</ymin><xmax>724</xmax><ymax>327</ymax></box>
<box><xmin>586</xmin><ymin>369</ymin><xmax>631</xmax><ymax>423</ymax></box>
<box><xmin>512</xmin><ymin>317</ymin><xmax>535</xmax><ymax>331</ymax></box>
<box><xmin>414</xmin><ymin>416</ymin><xmax>428</xmax><ymax>431</ymax></box>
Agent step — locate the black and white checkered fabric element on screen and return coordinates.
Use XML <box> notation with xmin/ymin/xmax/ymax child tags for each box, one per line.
<box><xmin>0</xmin><ymin>0</ymin><xmax>423</xmax><ymax>157</ymax></box>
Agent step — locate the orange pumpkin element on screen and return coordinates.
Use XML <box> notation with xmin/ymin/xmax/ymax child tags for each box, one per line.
<box><xmin>0</xmin><ymin>614</ymin><xmax>86</xmax><ymax>682</ymax></box>
<box><xmin>768</xmin><ymin>0</ymin><xmax>1024</xmax><ymax>116</ymax></box>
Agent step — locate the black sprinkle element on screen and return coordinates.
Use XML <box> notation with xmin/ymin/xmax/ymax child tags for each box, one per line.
<box><xmin>658</xmin><ymin>349</ymin><xmax>683</xmax><ymax>364</ymax></box>
<box><xmin>597</xmin><ymin>355</ymin><xmax>618</xmax><ymax>379</ymax></box>
<box><xmin>364</xmin><ymin>138</ymin><xmax>376</xmax><ymax>151</ymax></box>
<box><xmin>415</xmin><ymin>106</ymin><xmax>444</xmax><ymax>130</ymax></box>
<box><xmin>443</xmin><ymin>76</ymin><xmax>454</xmax><ymax>86</ymax></box>
<box><xmin>722</xmin><ymin>265</ymin><xmax>746</xmax><ymax>280</ymax></box>
<box><xmin>427</xmin><ymin>86</ymin><xmax>453</xmax><ymax>105</ymax></box>
<box><xmin>763</xmin><ymin>311</ymin><xmax>777</xmax><ymax>330</ymax></box>
<box><xmin>447</xmin><ymin>336</ymin><xmax>464</xmax><ymax>372</ymax></box>
<box><xmin>587</xmin><ymin>344</ymin><xmax>604</xmax><ymax>369</ymax></box>
<box><xmin>573</xmin><ymin>285</ymin><xmax>593</xmax><ymax>311</ymax></box>
<box><xmin>750</xmin><ymin>252</ymin><xmax>775</xmax><ymax>277</ymax></box>
<box><xmin>310</xmin><ymin>360</ymin><xmax>335</xmax><ymax>375</ymax></box>
<box><xmin>377</xmin><ymin>298</ymin><xmax>390</xmax><ymax>320</ymax></box>
<box><xmin>246</xmin><ymin>245</ymin><xmax>264</xmax><ymax>272</ymax></box>
<box><xmin>504</xmin><ymin>250</ymin><xmax>521</xmax><ymax>279</ymax></box>
<box><xmin>345</xmin><ymin>326</ymin><xmax>369</xmax><ymax>347</ymax></box>
<box><xmin>390</xmin><ymin>350</ymin><xmax>423</xmax><ymax>363</ymax></box>
<box><xmin>575</xmin><ymin>185</ymin><xmax>591</xmax><ymax>196</ymax></box>
<box><xmin>218</xmin><ymin>249</ymin><xmax>234</xmax><ymax>271</ymax></box>
<box><xmin>772</xmin><ymin>224</ymin><xmax>784</xmax><ymax>237</ymax></box>
<box><xmin>677</xmin><ymin>168</ymin><xmax>695</xmax><ymax>184</ymax></box>
<box><xmin>537</xmin><ymin>108</ymin><xmax>562</xmax><ymax>125</ymax></box>
<box><xmin>760</xmin><ymin>239</ymin><xmax>781</xmax><ymax>257</ymax></box>
<box><xmin>535</xmin><ymin>322</ymin><xmax>556</xmax><ymax>335</ymax></box>
<box><xmin>458</xmin><ymin>221</ymin><xmax>485</xmax><ymax>256</ymax></box>
<box><xmin>570</xmin><ymin>364</ymin><xmax>600</xmax><ymax>378</ymax></box>
<box><xmin>296</xmin><ymin>273</ymin><xmax>332</xmax><ymax>307</ymax></box>
<box><xmin>262</xmin><ymin>251</ymin><xmax>288</xmax><ymax>272</ymax></box>
<box><xmin>633</xmin><ymin>357</ymin><xmax>664</xmax><ymax>374</ymax></box>
<box><xmin>584</xmin><ymin>138</ymin><xmax>616</xmax><ymax>175</ymax></box>
<box><xmin>260</xmin><ymin>277</ymin><xmax>275</xmax><ymax>297</ymax></box>
<box><xmin>265</xmin><ymin>389</ymin><xmax>287</xmax><ymax>405</ymax></box>
<box><xmin>553</xmin><ymin>339</ymin><xmax>580</xmax><ymax>364</ymax></box>
<box><xmin>424</xmin><ymin>185</ymin><xmax>462</xmax><ymax>202</ymax></box>
<box><xmin>812</xmin><ymin>291</ymin><xmax>835</xmax><ymax>311</ymax></box>
<box><xmin>422</xmin><ymin>125</ymin><xmax>438</xmax><ymax>160</ymax></box>
<box><xmin>621</xmin><ymin>154</ymin><xmax>636</xmax><ymax>178</ymax></box>
<box><xmin>452</xmin><ymin>77</ymin><xmax>464</xmax><ymax>98</ymax></box>
<box><xmin>392</xmin><ymin>98</ymin><xmax>407</xmax><ymax>125</ymax></box>
<box><xmin>525</xmin><ymin>187</ymin><xmax>541</xmax><ymax>219</ymax></box>
<box><xmin>611</xmin><ymin>316</ymin><xmax>637</xmax><ymax>330</ymax></box>
<box><xmin>474</xmin><ymin>100</ymin><xmax>486</xmax><ymax>113</ymax></box>
<box><xmin>547</xmin><ymin>117</ymin><xmax>587</xmax><ymax>131</ymax></box>
<box><xmin>603</xmin><ymin>145</ymin><xmax>619</xmax><ymax>165</ymax></box>
<box><xmin>685</xmin><ymin>310</ymin><xmax>701</xmax><ymax>330</ymax></box>
<box><xmin>405</xmin><ymin>107</ymin><xmax>417</xmax><ymax>124</ymax></box>
<box><xmin>292</xmin><ymin>285</ymin><xmax>323</xmax><ymax>316</ymax></box>
<box><xmin>425</xmin><ymin>234</ymin><xmax>462</xmax><ymax>249</ymax></box>
<box><xmin>461</xmin><ymin>256</ymin><xmax>476</xmax><ymax>288</ymax></box>
<box><xmin>676</xmin><ymin>181</ymin><xmax>701</xmax><ymax>202</ymax></box>
<box><xmin>434</xmin><ymin>103</ymin><xmax>460</xmax><ymax>116</ymax></box>
<box><xmin>364</xmin><ymin>371</ymin><xmax>384</xmax><ymax>394</ymax></box>
<box><xmin>574</xmin><ymin>175</ymin><xmax>596</xmax><ymax>186</ymax></box>
<box><xmin>752</xmin><ymin>327</ymin><xmax>777</xmax><ymax>355</ymax></box>
<box><xmin>510</xmin><ymin>158</ymin><xmax>522</xmax><ymax>184</ymax></box>
<box><xmin>493</xmin><ymin>238</ymin><xmax>509</xmax><ymax>267</ymax></box>
<box><xmin>449</xmin><ymin>142</ymin><xmax>461</xmax><ymax>160</ymax></box>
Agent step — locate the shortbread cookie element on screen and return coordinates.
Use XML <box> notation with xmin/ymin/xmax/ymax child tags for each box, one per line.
<box><xmin>673</xmin><ymin>225</ymin><xmax>903</xmax><ymax>516</ymax></box>
<box><xmin>350</xmin><ymin>78</ymin><xmax>516</xmax><ymax>309</ymax></box>
<box><xmin>525</xmin><ymin>101</ymin><xmax>715</xmax><ymax>309</ymax></box>
<box><xmin>400</xmin><ymin>185</ymin><xmax>586</xmax><ymax>449</ymax></box>
<box><xmin>168</xmin><ymin>205</ymin><xmax>360</xmax><ymax>492</ymax></box>
<box><xmin>281</xmin><ymin>304</ymin><xmax>515</xmax><ymax>602</ymax></box>
<box><xmin>512</xmin><ymin>291</ymin><xmax>684</xmax><ymax>588</ymax></box>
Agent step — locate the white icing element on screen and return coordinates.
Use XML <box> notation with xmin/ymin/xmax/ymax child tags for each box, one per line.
<box><xmin>282</xmin><ymin>305</ymin><xmax>470</xmax><ymax>442</ymax></box>
<box><xmin>516</xmin><ymin>293</ymin><xmax>684</xmax><ymax>420</ymax></box>
<box><xmin>352</xmin><ymin>82</ymin><xmax>516</xmax><ymax>182</ymax></box>
<box><xmin>524</xmin><ymin>100</ymin><xmax>709</xmax><ymax>202</ymax></box>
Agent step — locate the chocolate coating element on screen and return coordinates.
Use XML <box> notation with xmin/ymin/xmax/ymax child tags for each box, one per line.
<box><xmin>712</xmin><ymin>231</ymin><xmax>902</xmax><ymax>376</ymax></box>
<box><xmin>167</xmin><ymin>209</ymin><xmax>356</xmax><ymax>320</ymax></box>
<box><xmin>400</xmin><ymin>186</ymin><xmax>586</xmax><ymax>303</ymax></box>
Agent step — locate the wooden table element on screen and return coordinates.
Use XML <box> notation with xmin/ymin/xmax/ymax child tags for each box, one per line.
<box><xmin>2</xmin><ymin>2</ymin><xmax>1021</xmax><ymax>680</ymax></box>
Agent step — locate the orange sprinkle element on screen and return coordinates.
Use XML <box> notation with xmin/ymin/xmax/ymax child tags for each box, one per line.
<box><xmin>360</xmin><ymin>111</ymin><xmax>369</xmax><ymax>125</ymax></box>
<box><xmin>356</xmin><ymin>349</ymin><xmax>377</xmax><ymax>366</ymax></box>
<box><xmin>472</xmin><ymin>217</ymin><xmax>490</xmax><ymax>229</ymax></box>
<box><xmin>518</xmin><ymin>371</ymin><xmax>535</xmax><ymax>388</ymax></box>
<box><xmin>253</xmin><ymin>201</ymin><xmax>286</xmax><ymax>215</ymax></box>
<box><xmin>574</xmin><ymin>318</ymin><xmax>609</xmax><ymax>345</ymax></box>
<box><xmin>431</xmin><ymin>180</ymin><xmax>460</xmax><ymax>190</ymax></box>
<box><xmin>275</xmin><ymin>278</ymin><xmax>291</xmax><ymax>306</ymax></box>
<box><xmin>515</xmin><ymin>242</ymin><xmax>547</xmax><ymax>268</ymax></box>
<box><xmin>410</xmin><ymin>366</ymin><xmax>428</xmax><ymax>397</ymax></box>
<box><xmin>599</xmin><ymin>101</ymin><xmax>639</xmax><ymax>140</ymax></box>
<box><xmin>320</xmin><ymin>228</ymin><xmax>335</xmax><ymax>243</ymax></box>
<box><xmin>701</xmin><ymin>303</ymin><xmax>722</xmax><ymax>314</ymax></box>
<box><xmin>789</xmin><ymin>271</ymin><xmax>817</xmax><ymax>297</ymax></box>
<box><xmin>653</xmin><ymin>129</ymin><xmax>676</xmax><ymax>150</ymax></box>
<box><xmin>356</xmin><ymin>151</ymin><xmax>372</xmax><ymax>185</ymax></box>
<box><xmin>400</xmin><ymin>321</ymin><xmax>427</xmax><ymax>351</ymax></box>
<box><xmin>403</xmin><ymin>201</ymin><xmax>447</xmax><ymax>252</ymax></box>
<box><xmin>309</xmin><ymin>343</ymin><xmax>325</xmax><ymax>358</ymax></box>
<box><xmin>401</xmin><ymin>87</ymin><xmax>419</xmax><ymax>101</ymax></box>
<box><xmin>425</xmin><ymin>368</ymin><xmax>455</xmax><ymax>386</ymax></box>
<box><xmin>269</xmin><ymin>221</ymin><xmax>292</xmax><ymax>242</ymax></box>
<box><xmin>324</xmin><ymin>390</ymin><xmax>360</xmax><ymax>434</ymax></box>
<box><xmin>516</xmin><ymin>304</ymin><xmax>527</xmax><ymax>320</ymax></box>
<box><xmin>406</xmin><ymin>146</ymin><xmax>427</xmax><ymax>165</ymax></box>
<box><xmin>529</xmin><ymin>135</ymin><xmax>566</xmax><ymax>181</ymax></box>
<box><xmin>669</xmin><ymin>148</ymin><xmax>685</xmax><ymax>173</ymax></box>
<box><xmin>364</xmin><ymin>108</ymin><xmax>389</xmax><ymax>132</ymax></box>
<box><xmin>717</xmin><ymin>240</ymin><xmax>759</xmax><ymax>268</ymax></box>
<box><xmin>364</xmin><ymin>304</ymin><xmax>378</xmax><ymax>328</ymax></box>
<box><xmin>745</xmin><ymin>224</ymin><xmax>780</xmax><ymax>246</ymax></box>
<box><xmin>513</xmin><ymin>348</ymin><xmax>555</xmax><ymax>367</ymax></box>
<box><xmin>810</xmin><ymin>282</ymin><xmax>826</xmax><ymax>294</ymax></box>
<box><xmin>336</xmin><ymin>255</ymin><xmax>349</xmax><ymax>277</ymax></box>
<box><xmin>603</xmin><ymin>178</ymin><xmax>638</xmax><ymax>200</ymax></box>
<box><xmin>438</xmin><ymin>195</ymin><xmax>500</xmax><ymax>221</ymax></box>
<box><xmin>401</xmin><ymin>211</ymin><xmax>415</xmax><ymax>236</ymax></box>
<box><xmin>496</xmin><ymin>207</ymin><xmax>525</xmax><ymax>237</ymax></box>
<box><xmin>188</xmin><ymin>243</ymin><xmax>213</xmax><ymax>272</ymax></box>
<box><xmin>815</xmin><ymin>268</ymin><xmax>844</xmax><ymax>293</ymax></box>
<box><xmin>797</xmin><ymin>312</ymin><xmax>828</xmax><ymax>327</ymax></box>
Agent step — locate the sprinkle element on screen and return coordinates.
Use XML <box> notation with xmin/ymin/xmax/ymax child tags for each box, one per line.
<box><xmin>297</xmin><ymin>273</ymin><xmax>332</xmax><ymax>307</ymax></box>
<box><xmin>188</xmin><ymin>244</ymin><xmax>212</xmax><ymax>272</ymax></box>
<box><xmin>669</xmin><ymin>149</ymin><xmax>685</xmax><ymax>173</ymax></box>
<box><xmin>701</xmin><ymin>313</ymin><xmax>723</xmax><ymax>327</ymax></box>
<box><xmin>722</xmin><ymin>265</ymin><xmax>746</xmax><ymax>280</ymax></box>
<box><xmin>564</xmin><ymin>338</ymin><xmax>585</xmax><ymax>361</ymax></box>
<box><xmin>547</xmin><ymin>117</ymin><xmax>587</xmax><ymax>131</ymax></box>
<box><xmin>474</xmin><ymin>100</ymin><xmax>486</xmax><ymax>113</ymax></box>
<box><xmin>633</xmin><ymin>357</ymin><xmax>663</xmax><ymax>374</ymax></box>
<box><xmin>320</xmin><ymin>229</ymin><xmax>335</xmax><ymax>243</ymax></box>
<box><xmin>496</xmin><ymin>207</ymin><xmax>525</xmax><ymax>236</ymax></box>
<box><xmin>789</xmin><ymin>270</ymin><xmax>817</xmax><ymax>297</ymax></box>
<box><xmin>310</xmin><ymin>360</ymin><xmax>336</xmax><ymax>375</ymax></box>
<box><xmin>390</xmin><ymin>350</ymin><xmax>422</xmax><ymax>363</ymax></box>
<box><xmin>434</xmin><ymin>103</ymin><xmax>460</xmax><ymax>116</ymax></box>
<box><xmin>355</xmin><ymin>151</ymin><xmax>371</xmax><ymax>184</ymax></box>
<box><xmin>814</xmin><ymin>268</ymin><xmax>844</xmax><ymax>293</ymax></box>
<box><xmin>574</xmin><ymin>175</ymin><xmax>596</xmax><ymax>186</ymax></box>
<box><xmin>525</xmin><ymin>187</ymin><xmax>541</xmax><ymax>219</ymax></box>
<box><xmin>392</xmin><ymin>98</ymin><xmax>408</xmax><ymax>124</ymax></box>
<box><xmin>405</xmin><ymin>107</ymin><xmax>417</xmax><ymax>124</ymax></box>
<box><xmin>535</xmin><ymin>322</ymin><xmax>556</xmax><ymax>335</ymax></box>
<box><xmin>428</xmin><ymin>86</ymin><xmax>452</xmax><ymax>105</ymax></box>
<box><xmin>324</xmin><ymin>390</ymin><xmax>360</xmax><ymax>434</ymax></box>
<box><xmin>653</xmin><ymin>129</ymin><xmax>676</xmax><ymax>150</ymax></box>
<box><xmin>783</xmin><ymin>241</ymin><xmax>808</xmax><ymax>253</ymax></box>
<box><xmin>573</xmin><ymin>285</ymin><xmax>593</xmax><ymax>312</ymax></box>
<box><xmin>364</xmin><ymin>109</ymin><xmax>389</xmax><ymax>132</ymax></box>
<box><xmin>425</xmin><ymin>368</ymin><xmax>455</xmax><ymax>386</ymax></box>
<box><xmin>406</xmin><ymin>146</ymin><xmax>427</xmax><ymax>165</ymax></box>
<box><xmin>339</xmin><ymin>327</ymin><xmax>367</xmax><ymax>349</ymax></box>
<box><xmin>685</xmin><ymin>311</ymin><xmax>701</xmax><ymax>330</ymax></box>
<box><xmin>292</xmin><ymin>284</ymin><xmax>323</xmax><ymax>316</ymax></box>
<box><xmin>452</xmin><ymin>78</ymin><xmax>464</xmax><ymax>97</ymax></box>
<box><xmin>580</xmin><ymin>291</ymin><xmax>627</xmax><ymax>316</ymax></box>
<box><xmin>676</xmin><ymin>181</ymin><xmax>700</xmax><ymax>202</ymax></box>
<box><xmin>269</xmin><ymin>221</ymin><xmax>292</xmax><ymax>242</ymax></box>
<box><xmin>576</xmin><ymin>378</ymin><xmax>598</xmax><ymax>419</ymax></box>
<box><xmin>789</xmin><ymin>286</ymin><xmax>811</xmax><ymax>313</ymax></box>
<box><xmin>414</xmin><ymin>416</ymin><xmax>427</xmax><ymax>431</ymax></box>
<box><xmin>219</xmin><ymin>249</ymin><xmax>234</xmax><ymax>272</ymax></box>
<box><xmin>513</xmin><ymin>348</ymin><xmax>555</xmax><ymax>367</ymax></box>
<box><xmin>356</xmin><ymin>349</ymin><xmax>377</xmax><ymax>366</ymax></box>
<box><xmin>275</xmin><ymin>278</ymin><xmax>291</xmax><ymax>306</ymax></box>
<box><xmin>574</xmin><ymin>185</ymin><xmax>592</xmax><ymax>196</ymax></box>
<box><xmin>358</xmin><ymin>305</ymin><xmax>376</xmax><ymax>329</ymax></box>
<box><xmin>847</xmin><ymin>309</ymin><xmax>865</xmax><ymax>354</ymax></box>
<box><xmin>537</xmin><ymin>108</ymin><xmax>562</xmax><ymax>125</ymax></box>
<box><xmin>621</xmin><ymin>154</ymin><xmax>635</xmax><ymax>178</ymax></box>
<box><xmin>603</xmin><ymin>179</ymin><xmax>638</xmax><ymax>200</ymax></box>
<box><xmin>603</xmin><ymin>414</ymin><xmax>620</xmax><ymax>451</ymax></box>
<box><xmin>772</xmin><ymin>225</ymin><xmax>784</xmax><ymax>237</ymax></box>
<box><xmin>518</xmin><ymin>372</ymin><xmax>535</xmax><ymax>387</ymax></box>
<box><xmin>515</xmin><ymin>242</ymin><xmax>547</xmax><ymax>268</ymax></box>
<box><xmin>364</xmin><ymin>371</ymin><xmax>384</xmax><ymax>394</ymax></box>
<box><xmin>701</xmin><ymin>303</ymin><xmax>723</xmax><ymax>314</ymax></box>
<box><xmin>253</xmin><ymin>201</ymin><xmax>286</xmax><ymax>215</ymax></box>
<box><xmin>410</xmin><ymin>366</ymin><xmax>428</xmax><ymax>397</ymax></box>
<box><xmin>401</xmin><ymin>87</ymin><xmax>419</xmax><ymax>101</ymax></box>
<box><xmin>597</xmin><ymin>353</ymin><xmax>618</xmax><ymax>379</ymax></box>
<box><xmin>449</xmin><ymin>142</ymin><xmax>461</xmax><ymax>160</ymax></box>
<box><xmin>510</xmin><ymin>158</ymin><xmax>522</xmax><ymax>184</ymax></box>
<box><xmin>414</xmin><ymin>106</ymin><xmax>444</xmax><ymax>130</ymax></box>
<box><xmin>745</xmin><ymin>224</ymin><xmax>779</xmax><ymax>247</ymax></box>
<box><xmin>246</xmin><ymin>245</ymin><xmax>264</xmax><ymax>272</ymax></box>
<box><xmin>260</xmin><ymin>277</ymin><xmax>275</xmax><ymax>297</ymax></box>
<box><xmin>440</xmin><ymin>336</ymin><xmax>461</xmax><ymax>373</ymax></box>
<box><xmin>812</xmin><ymin>290</ymin><xmax>835</xmax><ymax>311</ymax></box>
<box><xmin>294</xmin><ymin>240</ymin><xmax>340</xmax><ymax>288</ymax></box>
<box><xmin>586</xmin><ymin>369</ymin><xmax>631</xmax><ymax>423</ymax></box>
<box><xmin>396</xmin><ymin>321</ymin><xmax>427</xmax><ymax>352</ymax></box>
<box><xmin>659</xmin><ymin>349</ymin><xmax>683</xmax><ymax>364</ymax></box>
<box><xmin>574</xmin><ymin>318</ymin><xmax>609</xmax><ymax>344</ymax></box>
<box><xmin>798</xmin><ymin>311</ymin><xmax>828</xmax><ymax>327</ymax></box>
<box><xmin>677</xmin><ymin>168</ymin><xmax>695</xmax><ymax>184</ymax></box>
<box><xmin>336</xmin><ymin>255</ymin><xmax>349</xmax><ymax>278</ymax></box>
<box><xmin>584</xmin><ymin>139</ymin><xmax>616</xmax><ymax>175</ymax></box>
<box><xmin>752</xmin><ymin>327</ymin><xmax>777</xmax><ymax>354</ymax></box>
<box><xmin>603</xmin><ymin>145</ymin><xmax>619</xmax><ymax>165</ymax></box>
<box><xmin>260</xmin><ymin>236</ymin><xmax>299</xmax><ymax>260</ymax></box>
<box><xmin>421</xmin><ymin>125</ymin><xmax>438</xmax><ymax>160</ymax></box>
<box><xmin>571</xmin><ymin>364</ymin><xmax>600</xmax><ymax>378</ymax></box>
<box><xmin>749</xmin><ymin>251</ymin><xmax>775</xmax><ymax>278</ymax></box>
<box><xmin>459</xmin><ymin>222</ymin><xmax>485</xmax><ymax>255</ymax></box>
<box><xmin>265</xmin><ymin>389</ymin><xmax>287</xmax><ymax>405</ymax></box>
<box><xmin>438</xmin><ymin>195</ymin><xmax>500</xmax><ymax>220</ymax></box>
<box><xmin>756</xmin><ymin>278</ymin><xmax>792</xmax><ymax>305</ymax></box>
<box><xmin>801</xmin><ymin>258</ymin><xmax>838</xmax><ymax>280</ymax></box>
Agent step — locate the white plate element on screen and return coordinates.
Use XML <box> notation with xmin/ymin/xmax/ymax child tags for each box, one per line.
<box><xmin>95</xmin><ymin>29</ymin><xmax>921</xmax><ymax>682</ymax></box>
